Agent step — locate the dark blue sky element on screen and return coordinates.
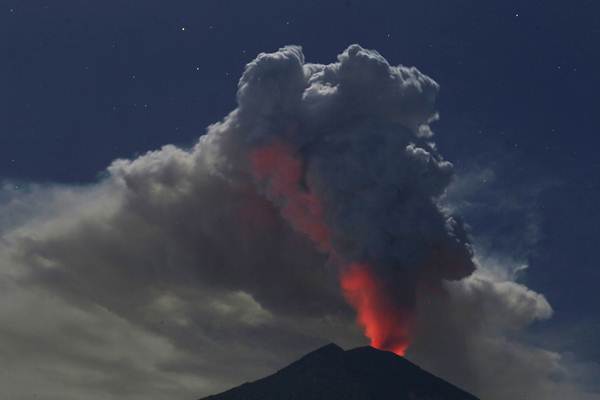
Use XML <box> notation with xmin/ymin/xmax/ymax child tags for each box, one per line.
<box><xmin>2</xmin><ymin>0</ymin><xmax>599</xmax><ymax>356</ymax></box>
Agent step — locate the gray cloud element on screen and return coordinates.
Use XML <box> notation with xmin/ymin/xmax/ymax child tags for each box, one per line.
<box><xmin>408</xmin><ymin>265</ymin><xmax>599</xmax><ymax>400</ymax></box>
<box><xmin>0</xmin><ymin>45</ymin><xmax>597</xmax><ymax>399</ymax></box>
<box><xmin>228</xmin><ymin>45</ymin><xmax>475</xmax><ymax>354</ymax></box>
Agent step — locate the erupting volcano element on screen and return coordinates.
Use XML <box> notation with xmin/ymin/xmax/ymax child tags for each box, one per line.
<box><xmin>250</xmin><ymin>142</ymin><xmax>415</xmax><ymax>354</ymax></box>
<box><xmin>236</xmin><ymin>44</ymin><xmax>475</xmax><ymax>355</ymax></box>
<box><xmin>341</xmin><ymin>264</ymin><xmax>413</xmax><ymax>355</ymax></box>
<box><xmin>200</xmin><ymin>343</ymin><xmax>480</xmax><ymax>400</ymax></box>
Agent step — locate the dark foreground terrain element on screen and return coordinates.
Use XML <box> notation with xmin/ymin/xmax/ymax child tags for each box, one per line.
<box><xmin>200</xmin><ymin>343</ymin><xmax>479</xmax><ymax>400</ymax></box>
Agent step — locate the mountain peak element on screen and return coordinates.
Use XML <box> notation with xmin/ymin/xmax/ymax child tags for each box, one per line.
<box><xmin>200</xmin><ymin>343</ymin><xmax>479</xmax><ymax>400</ymax></box>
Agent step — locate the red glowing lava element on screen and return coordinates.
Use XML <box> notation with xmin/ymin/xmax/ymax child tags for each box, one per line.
<box><xmin>250</xmin><ymin>142</ymin><xmax>331</xmax><ymax>251</ymax></box>
<box><xmin>249</xmin><ymin>142</ymin><xmax>412</xmax><ymax>355</ymax></box>
<box><xmin>341</xmin><ymin>263</ymin><xmax>412</xmax><ymax>356</ymax></box>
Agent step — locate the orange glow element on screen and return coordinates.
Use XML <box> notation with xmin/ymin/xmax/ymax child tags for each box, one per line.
<box><xmin>250</xmin><ymin>142</ymin><xmax>412</xmax><ymax>355</ymax></box>
<box><xmin>341</xmin><ymin>263</ymin><xmax>412</xmax><ymax>356</ymax></box>
<box><xmin>250</xmin><ymin>142</ymin><xmax>331</xmax><ymax>251</ymax></box>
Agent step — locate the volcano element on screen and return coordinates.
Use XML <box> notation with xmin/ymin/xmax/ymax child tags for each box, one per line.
<box><xmin>200</xmin><ymin>343</ymin><xmax>479</xmax><ymax>400</ymax></box>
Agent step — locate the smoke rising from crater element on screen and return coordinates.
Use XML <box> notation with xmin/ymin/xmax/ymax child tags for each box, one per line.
<box><xmin>230</xmin><ymin>44</ymin><xmax>475</xmax><ymax>353</ymax></box>
<box><xmin>1</xmin><ymin>45</ymin><xmax>596</xmax><ymax>400</ymax></box>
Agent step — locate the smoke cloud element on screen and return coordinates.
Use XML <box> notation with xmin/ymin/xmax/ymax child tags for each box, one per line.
<box><xmin>0</xmin><ymin>45</ymin><xmax>597</xmax><ymax>400</ymax></box>
<box><xmin>233</xmin><ymin>44</ymin><xmax>475</xmax><ymax>353</ymax></box>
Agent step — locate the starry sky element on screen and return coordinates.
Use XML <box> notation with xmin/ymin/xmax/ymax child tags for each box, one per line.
<box><xmin>1</xmin><ymin>0</ymin><xmax>600</xmax><ymax>398</ymax></box>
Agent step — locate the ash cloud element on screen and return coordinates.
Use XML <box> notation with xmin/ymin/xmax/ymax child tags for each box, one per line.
<box><xmin>230</xmin><ymin>45</ymin><xmax>476</xmax><ymax>346</ymax></box>
<box><xmin>0</xmin><ymin>45</ymin><xmax>597</xmax><ymax>399</ymax></box>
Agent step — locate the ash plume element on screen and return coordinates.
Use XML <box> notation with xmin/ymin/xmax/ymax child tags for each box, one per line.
<box><xmin>221</xmin><ymin>44</ymin><xmax>475</xmax><ymax>353</ymax></box>
<box><xmin>0</xmin><ymin>45</ymin><xmax>597</xmax><ymax>400</ymax></box>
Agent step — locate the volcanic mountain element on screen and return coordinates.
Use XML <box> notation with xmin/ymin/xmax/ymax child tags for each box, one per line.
<box><xmin>200</xmin><ymin>343</ymin><xmax>479</xmax><ymax>400</ymax></box>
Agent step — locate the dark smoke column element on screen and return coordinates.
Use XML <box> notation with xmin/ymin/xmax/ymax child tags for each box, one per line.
<box><xmin>226</xmin><ymin>44</ymin><xmax>475</xmax><ymax>355</ymax></box>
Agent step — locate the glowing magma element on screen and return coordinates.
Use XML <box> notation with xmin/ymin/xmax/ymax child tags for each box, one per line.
<box><xmin>340</xmin><ymin>264</ymin><xmax>412</xmax><ymax>356</ymax></box>
<box><xmin>250</xmin><ymin>142</ymin><xmax>411</xmax><ymax>355</ymax></box>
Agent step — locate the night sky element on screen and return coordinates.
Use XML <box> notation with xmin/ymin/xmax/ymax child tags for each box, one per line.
<box><xmin>2</xmin><ymin>1</ymin><xmax>599</xmax><ymax>399</ymax></box>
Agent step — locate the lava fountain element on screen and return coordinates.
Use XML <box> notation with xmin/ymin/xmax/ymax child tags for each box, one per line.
<box><xmin>250</xmin><ymin>142</ymin><xmax>412</xmax><ymax>355</ymax></box>
<box><xmin>340</xmin><ymin>263</ymin><xmax>412</xmax><ymax>355</ymax></box>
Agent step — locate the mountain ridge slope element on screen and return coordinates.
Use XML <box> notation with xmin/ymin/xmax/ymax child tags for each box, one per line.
<box><xmin>200</xmin><ymin>343</ymin><xmax>480</xmax><ymax>400</ymax></box>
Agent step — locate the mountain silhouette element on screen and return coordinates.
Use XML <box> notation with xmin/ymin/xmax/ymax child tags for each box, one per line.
<box><xmin>200</xmin><ymin>343</ymin><xmax>479</xmax><ymax>400</ymax></box>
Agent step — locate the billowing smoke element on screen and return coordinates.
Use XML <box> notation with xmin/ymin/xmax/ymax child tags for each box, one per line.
<box><xmin>1</xmin><ymin>45</ymin><xmax>597</xmax><ymax>400</ymax></box>
<box><xmin>223</xmin><ymin>44</ymin><xmax>475</xmax><ymax>354</ymax></box>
